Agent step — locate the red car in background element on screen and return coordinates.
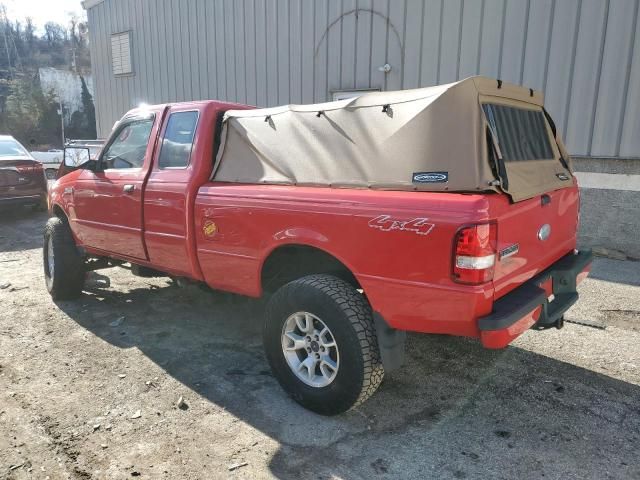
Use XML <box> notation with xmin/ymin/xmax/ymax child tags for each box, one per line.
<box><xmin>0</xmin><ymin>135</ymin><xmax>48</xmax><ymax>211</ymax></box>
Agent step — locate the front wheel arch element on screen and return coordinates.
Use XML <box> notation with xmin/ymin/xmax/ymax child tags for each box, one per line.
<box><xmin>51</xmin><ymin>204</ymin><xmax>68</xmax><ymax>222</ymax></box>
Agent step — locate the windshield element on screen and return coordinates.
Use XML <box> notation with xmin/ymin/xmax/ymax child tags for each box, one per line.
<box><xmin>0</xmin><ymin>138</ymin><xmax>31</xmax><ymax>159</ymax></box>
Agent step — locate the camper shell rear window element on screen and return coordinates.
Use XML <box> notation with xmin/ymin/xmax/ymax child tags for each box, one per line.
<box><xmin>483</xmin><ymin>104</ymin><xmax>554</xmax><ymax>162</ymax></box>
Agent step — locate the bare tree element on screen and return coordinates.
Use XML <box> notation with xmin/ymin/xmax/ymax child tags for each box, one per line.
<box><xmin>44</xmin><ymin>22</ymin><xmax>65</xmax><ymax>48</ymax></box>
<box><xmin>24</xmin><ymin>17</ymin><xmax>34</xmax><ymax>49</ymax></box>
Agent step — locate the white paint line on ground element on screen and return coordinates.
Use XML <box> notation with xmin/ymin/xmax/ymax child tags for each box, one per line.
<box><xmin>574</xmin><ymin>172</ymin><xmax>640</xmax><ymax>192</ymax></box>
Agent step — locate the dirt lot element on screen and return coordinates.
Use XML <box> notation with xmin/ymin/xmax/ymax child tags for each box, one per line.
<box><xmin>1</xmin><ymin>210</ymin><xmax>639</xmax><ymax>480</ymax></box>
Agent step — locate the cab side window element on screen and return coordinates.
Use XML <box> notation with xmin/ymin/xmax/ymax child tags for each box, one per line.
<box><xmin>158</xmin><ymin>111</ymin><xmax>199</xmax><ymax>169</ymax></box>
<box><xmin>101</xmin><ymin>118</ymin><xmax>154</xmax><ymax>169</ymax></box>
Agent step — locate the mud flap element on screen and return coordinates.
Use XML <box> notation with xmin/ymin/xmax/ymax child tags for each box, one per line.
<box><xmin>373</xmin><ymin>313</ymin><xmax>406</xmax><ymax>372</ymax></box>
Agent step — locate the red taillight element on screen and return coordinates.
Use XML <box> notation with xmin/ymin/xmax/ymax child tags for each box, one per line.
<box><xmin>452</xmin><ymin>223</ymin><xmax>497</xmax><ymax>284</ymax></box>
<box><xmin>16</xmin><ymin>164</ymin><xmax>42</xmax><ymax>174</ymax></box>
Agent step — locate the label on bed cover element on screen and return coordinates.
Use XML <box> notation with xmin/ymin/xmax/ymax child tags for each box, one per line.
<box><xmin>412</xmin><ymin>171</ymin><xmax>449</xmax><ymax>183</ymax></box>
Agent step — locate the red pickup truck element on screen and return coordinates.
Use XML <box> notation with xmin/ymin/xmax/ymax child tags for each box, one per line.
<box><xmin>45</xmin><ymin>77</ymin><xmax>592</xmax><ymax>415</ymax></box>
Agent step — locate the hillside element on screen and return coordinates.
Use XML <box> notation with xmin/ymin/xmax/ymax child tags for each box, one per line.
<box><xmin>0</xmin><ymin>10</ymin><xmax>96</xmax><ymax>148</ymax></box>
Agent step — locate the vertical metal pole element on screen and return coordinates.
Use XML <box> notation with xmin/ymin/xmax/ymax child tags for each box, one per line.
<box><xmin>59</xmin><ymin>98</ymin><xmax>65</xmax><ymax>146</ymax></box>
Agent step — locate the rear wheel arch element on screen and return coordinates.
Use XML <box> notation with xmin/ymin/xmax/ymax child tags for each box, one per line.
<box><xmin>260</xmin><ymin>243</ymin><xmax>362</xmax><ymax>295</ymax></box>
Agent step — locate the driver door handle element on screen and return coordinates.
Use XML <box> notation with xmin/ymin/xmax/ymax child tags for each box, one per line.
<box><xmin>123</xmin><ymin>184</ymin><xmax>135</xmax><ymax>193</ymax></box>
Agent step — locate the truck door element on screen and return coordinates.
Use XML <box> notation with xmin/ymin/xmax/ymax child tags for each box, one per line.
<box><xmin>72</xmin><ymin>112</ymin><xmax>158</xmax><ymax>259</ymax></box>
<box><xmin>143</xmin><ymin>107</ymin><xmax>201</xmax><ymax>276</ymax></box>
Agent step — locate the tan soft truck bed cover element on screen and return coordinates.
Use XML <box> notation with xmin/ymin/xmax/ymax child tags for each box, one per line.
<box><xmin>214</xmin><ymin>76</ymin><xmax>573</xmax><ymax>202</ymax></box>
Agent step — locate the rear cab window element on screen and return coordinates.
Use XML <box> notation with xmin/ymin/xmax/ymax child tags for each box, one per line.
<box><xmin>158</xmin><ymin>111</ymin><xmax>199</xmax><ymax>169</ymax></box>
<box><xmin>482</xmin><ymin>104</ymin><xmax>554</xmax><ymax>162</ymax></box>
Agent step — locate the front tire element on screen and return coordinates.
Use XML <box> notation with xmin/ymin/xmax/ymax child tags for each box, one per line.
<box><xmin>43</xmin><ymin>217</ymin><xmax>85</xmax><ymax>299</ymax></box>
<box><xmin>264</xmin><ymin>274</ymin><xmax>384</xmax><ymax>415</ymax></box>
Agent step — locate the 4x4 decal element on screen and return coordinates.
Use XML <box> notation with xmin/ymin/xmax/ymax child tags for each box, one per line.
<box><xmin>368</xmin><ymin>215</ymin><xmax>435</xmax><ymax>236</ymax></box>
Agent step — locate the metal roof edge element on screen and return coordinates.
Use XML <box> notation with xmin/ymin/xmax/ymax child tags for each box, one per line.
<box><xmin>81</xmin><ymin>0</ymin><xmax>105</xmax><ymax>10</ymax></box>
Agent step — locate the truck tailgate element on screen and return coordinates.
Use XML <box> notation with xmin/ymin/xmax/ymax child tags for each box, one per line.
<box><xmin>491</xmin><ymin>184</ymin><xmax>580</xmax><ymax>299</ymax></box>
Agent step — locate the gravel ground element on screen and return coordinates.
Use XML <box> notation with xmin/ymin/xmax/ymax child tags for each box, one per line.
<box><xmin>0</xmin><ymin>210</ymin><xmax>638</xmax><ymax>480</ymax></box>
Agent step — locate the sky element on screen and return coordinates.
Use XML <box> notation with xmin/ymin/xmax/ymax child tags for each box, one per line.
<box><xmin>3</xmin><ymin>0</ymin><xmax>85</xmax><ymax>30</ymax></box>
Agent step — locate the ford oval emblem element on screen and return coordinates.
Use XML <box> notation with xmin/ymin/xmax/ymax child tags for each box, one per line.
<box><xmin>538</xmin><ymin>224</ymin><xmax>551</xmax><ymax>241</ymax></box>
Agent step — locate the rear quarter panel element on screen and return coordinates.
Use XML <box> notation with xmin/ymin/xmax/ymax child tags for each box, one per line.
<box><xmin>194</xmin><ymin>184</ymin><xmax>495</xmax><ymax>336</ymax></box>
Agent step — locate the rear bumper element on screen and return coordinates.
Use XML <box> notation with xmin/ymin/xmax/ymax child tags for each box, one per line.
<box><xmin>0</xmin><ymin>194</ymin><xmax>44</xmax><ymax>209</ymax></box>
<box><xmin>478</xmin><ymin>249</ymin><xmax>593</xmax><ymax>349</ymax></box>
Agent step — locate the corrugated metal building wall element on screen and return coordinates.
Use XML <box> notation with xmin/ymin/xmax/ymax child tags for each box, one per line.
<box><xmin>85</xmin><ymin>0</ymin><xmax>640</xmax><ymax>161</ymax></box>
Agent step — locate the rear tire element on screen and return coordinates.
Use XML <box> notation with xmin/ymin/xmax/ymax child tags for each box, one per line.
<box><xmin>264</xmin><ymin>274</ymin><xmax>384</xmax><ymax>415</ymax></box>
<box><xmin>43</xmin><ymin>217</ymin><xmax>85</xmax><ymax>299</ymax></box>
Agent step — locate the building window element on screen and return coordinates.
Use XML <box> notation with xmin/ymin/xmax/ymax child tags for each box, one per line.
<box><xmin>111</xmin><ymin>31</ymin><xmax>133</xmax><ymax>76</ymax></box>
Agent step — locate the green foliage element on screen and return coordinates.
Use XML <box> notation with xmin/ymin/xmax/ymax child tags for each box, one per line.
<box><xmin>0</xmin><ymin>12</ymin><xmax>95</xmax><ymax>147</ymax></box>
<box><xmin>80</xmin><ymin>75</ymin><xmax>96</xmax><ymax>138</ymax></box>
<box><xmin>0</xmin><ymin>16</ymin><xmax>90</xmax><ymax>72</ymax></box>
<box><xmin>66</xmin><ymin>75</ymin><xmax>96</xmax><ymax>140</ymax></box>
<box><xmin>3</xmin><ymin>74</ymin><xmax>60</xmax><ymax>146</ymax></box>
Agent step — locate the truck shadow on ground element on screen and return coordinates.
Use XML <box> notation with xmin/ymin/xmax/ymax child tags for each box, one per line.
<box><xmin>586</xmin><ymin>256</ymin><xmax>640</xmax><ymax>286</ymax></box>
<box><xmin>53</xmin><ymin>273</ymin><xmax>639</xmax><ymax>480</ymax></box>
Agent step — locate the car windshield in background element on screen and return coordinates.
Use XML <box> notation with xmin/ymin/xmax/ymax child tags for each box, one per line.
<box><xmin>483</xmin><ymin>104</ymin><xmax>554</xmax><ymax>162</ymax></box>
<box><xmin>0</xmin><ymin>139</ymin><xmax>31</xmax><ymax>159</ymax></box>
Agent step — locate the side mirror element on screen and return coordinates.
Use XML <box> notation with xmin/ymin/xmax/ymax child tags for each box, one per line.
<box><xmin>64</xmin><ymin>147</ymin><xmax>92</xmax><ymax>168</ymax></box>
<box><xmin>57</xmin><ymin>147</ymin><xmax>97</xmax><ymax>179</ymax></box>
